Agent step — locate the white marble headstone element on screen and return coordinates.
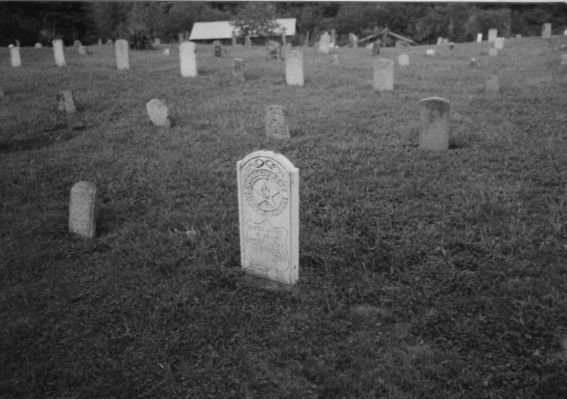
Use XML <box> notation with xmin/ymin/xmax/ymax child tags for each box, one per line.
<box><xmin>542</xmin><ymin>23</ymin><xmax>552</xmax><ymax>38</ymax></box>
<box><xmin>418</xmin><ymin>97</ymin><xmax>450</xmax><ymax>151</ymax></box>
<box><xmin>179</xmin><ymin>42</ymin><xmax>197</xmax><ymax>77</ymax></box>
<box><xmin>237</xmin><ymin>150</ymin><xmax>299</xmax><ymax>285</ymax></box>
<box><xmin>425</xmin><ymin>49</ymin><xmax>435</xmax><ymax>56</ymax></box>
<box><xmin>285</xmin><ymin>50</ymin><xmax>304</xmax><ymax>86</ymax></box>
<box><xmin>69</xmin><ymin>181</ymin><xmax>97</xmax><ymax>239</ymax></box>
<box><xmin>9</xmin><ymin>46</ymin><xmax>21</xmax><ymax>67</ymax></box>
<box><xmin>476</xmin><ymin>33</ymin><xmax>483</xmax><ymax>43</ymax></box>
<box><xmin>319</xmin><ymin>32</ymin><xmax>331</xmax><ymax>54</ymax></box>
<box><xmin>53</xmin><ymin>39</ymin><xmax>66</xmax><ymax>66</ymax></box>
<box><xmin>488</xmin><ymin>29</ymin><xmax>498</xmax><ymax>43</ymax></box>
<box><xmin>373</xmin><ymin>58</ymin><xmax>394</xmax><ymax>92</ymax></box>
<box><xmin>115</xmin><ymin>39</ymin><xmax>130</xmax><ymax>70</ymax></box>
<box><xmin>494</xmin><ymin>37</ymin><xmax>504</xmax><ymax>50</ymax></box>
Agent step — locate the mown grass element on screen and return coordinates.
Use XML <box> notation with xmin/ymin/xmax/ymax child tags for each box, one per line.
<box><xmin>1</xmin><ymin>37</ymin><xmax>567</xmax><ymax>398</ymax></box>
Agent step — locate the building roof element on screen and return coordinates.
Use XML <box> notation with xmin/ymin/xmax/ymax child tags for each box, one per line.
<box><xmin>189</xmin><ymin>18</ymin><xmax>296</xmax><ymax>40</ymax></box>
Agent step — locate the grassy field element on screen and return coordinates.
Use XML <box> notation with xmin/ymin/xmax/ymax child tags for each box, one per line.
<box><xmin>1</xmin><ymin>37</ymin><xmax>567</xmax><ymax>398</ymax></box>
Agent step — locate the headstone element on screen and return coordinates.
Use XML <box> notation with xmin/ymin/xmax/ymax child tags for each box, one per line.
<box><xmin>285</xmin><ymin>50</ymin><xmax>304</xmax><ymax>86</ymax></box>
<box><xmin>349</xmin><ymin>33</ymin><xmax>358</xmax><ymax>48</ymax></box>
<box><xmin>179</xmin><ymin>41</ymin><xmax>197</xmax><ymax>77</ymax></box>
<box><xmin>319</xmin><ymin>32</ymin><xmax>331</xmax><ymax>54</ymax></box>
<box><xmin>371</xmin><ymin>41</ymin><xmax>381</xmax><ymax>55</ymax></box>
<box><xmin>97</xmin><ymin>38</ymin><xmax>102</xmax><ymax>47</ymax></box>
<box><xmin>232</xmin><ymin>58</ymin><xmax>245</xmax><ymax>81</ymax></box>
<box><xmin>237</xmin><ymin>150</ymin><xmax>299</xmax><ymax>285</ymax></box>
<box><xmin>106</xmin><ymin>39</ymin><xmax>113</xmax><ymax>47</ymax></box>
<box><xmin>494</xmin><ymin>37</ymin><xmax>504</xmax><ymax>50</ymax></box>
<box><xmin>115</xmin><ymin>39</ymin><xmax>130</xmax><ymax>70</ymax></box>
<box><xmin>146</xmin><ymin>98</ymin><xmax>171</xmax><ymax>127</ymax></box>
<box><xmin>78</xmin><ymin>45</ymin><xmax>87</xmax><ymax>55</ymax></box>
<box><xmin>69</xmin><ymin>181</ymin><xmax>97</xmax><ymax>239</ymax></box>
<box><xmin>154</xmin><ymin>38</ymin><xmax>161</xmax><ymax>46</ymax></box>
<box><xmin>470</xmin><ymin>57</ymin><xmax>481</xmax><ymax>66</ymax></box>
<box><xmin>398</xmin><ymin>53</ymin><xmax>409</xmax><ymax>67</ymax></box>
<box><xmin>73</xmin><ymin>40</ymin><xmax>81</xmax><ymax>48</ymax></box>
<box><xmin>53</xmin><ymin>39</ymin><xmax>66</xmax><ymax>66</ymax></box>
<box><xmin>232</xmin><ymin>31</ymin><xmax>237</xmax><ymax>46</ymax></box>
<box><xmin>488</xmin><ymin>29</ymin><xmax>498</xmax><ymax>43</ymax></box>
<box><xmin>564</xmin><ymin>29</ymin><xmax>567</xmax><ymax>36</ymax></box>
<box><xmin>425</xmin><ymin>48</ymin><xmax>435</xmax><ymax>56</ymax></box>
<box><xmin>476</xmin><ymin>33</ymin><xmax>483</xmax><ymax>42</ymax></box>
<box><xmin>561</xmin><ymin>54</ymin><xmax>567</xmax><ymax>66</ymax></box>
<box><xmin>35</xmin><ymin>42</ymin><xmax>42</xmax><ymax>49</ymax></box>
<box><xmin>304</xmin><ymin>31</ymin><xmax>310</xmax><ymax>47</ymax></box>
<box><xmin>331</xmin><ymin>28</ymin><xmax>336</xmax><ymax>45</ymax></box>
<box><xmin>542</xmin><ymin>23</ymin><xmax>552</xmax><ymax>38</ymax></box>
<box><xmin>57</xmin><ymin>90</ymin><xmax>76</xmax><ymax>114</ymax></box>
<box><xmin>281</xmin><ymin>43</ymin><xmax>292</xmax><ymax>60</ymax></box>
<box><xmin>245</xmin><ymin>35</ymin><xmax>252</xmax><ymax>47</ymax></box>
<box><xmin>163</xmin><ymin>48</ymin><xmax>170</xmax><ymax>56</ymax></box>
<box><xmin>488</xmin><ymin>48</ymin><xmax>498</xmax><ymax>57</ymax></box>
<box><xmin>9</xmin><ymin>46</ymin><xmax>21</xmax><ymax>67</ymax></box>
<box><xmin>418</xmin><ymin>97</ymin><xmax>450</xmax><ymax>151</ymax></box>
<box><xmin>373</xmin><ymin>58</ymin><xmax>394</xmax><ymax>92</ymax></box>
<box><xmin>485</xmin><ymin>75</ymin><xmax>500</xmax><ymax>93</ymax></box>
<box><xmin>437</xmin><ymin>37</ymin><xmax>443</xmax><ymax>45</ymax></box>
<box><xmin>213</xmin><ymin>40</ymin><xmax>222</xmax><ymax>57</ymax></box>
<box><xmin>265</xmin><ymin>105</ymin><xmax>290</xmax><ymax>139</ymax></box>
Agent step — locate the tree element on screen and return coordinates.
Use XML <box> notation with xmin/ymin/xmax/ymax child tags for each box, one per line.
<box><xmin>230</xmin><ymin>3</ymin><xmax>281</xmax><ymax>39</ymax></box>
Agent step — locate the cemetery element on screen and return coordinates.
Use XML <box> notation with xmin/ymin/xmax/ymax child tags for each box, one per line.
<box><xmin>1</xmin><ymin>3</ymin><xmax>567</xmax><ymax>397</ymax></box>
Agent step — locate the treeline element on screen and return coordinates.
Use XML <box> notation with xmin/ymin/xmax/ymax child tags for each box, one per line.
<box><xmin>1</xmin><ymin>2</ymin><xmax>566</xmax><ymax>47</ymax></box>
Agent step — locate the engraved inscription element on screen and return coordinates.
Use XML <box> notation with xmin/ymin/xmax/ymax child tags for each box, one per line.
<box><xmin>245</xmin><ymin>220</ymin><xmax>289</xmax><ymax>276</ymax></box>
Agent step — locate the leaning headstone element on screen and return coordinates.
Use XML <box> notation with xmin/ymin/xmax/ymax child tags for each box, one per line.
<box><xmin>319</xmin><ymin>32</ymin><xmax>331</xmax><ymax>54</ymax></box>
<box><xmin>494</xmin><ymin>37</ymin><xmax>504</xmax><ymax>50</ymax></box>
<box><xmin>9</xmin><ymin>45</ymin><xmax>21</xmax><ymax>67</ymax></box>
<box><xmin>265</xmin><ymin>105</ymin><xmax>290</xmax><ymax>139</ymax></box>
<box><xmin>485</xmin><ymin>75</ymin><xmax>500</xmax><ymax>93</ymax></box>
<box><xmin>425</xmin><ymin>48</ymin><xmax>435</xmax><ymax>56</ymax></box>
<box><xmin>476</xmin><ymin>33</ymin><xmax>483</xmax><ymax>42</ymax></box>
<box><xmin>115</xmin><ymin>39</ymin><xmax>130</xmax><ymax>70</ymax></box>
<box><xmin>146</xmin><ymin>98</ymin><xmax>171</xmax><ymax>127</ymax></box>
<box><xmin>179</xmin><ymin>41</ymin><xmax>197</xmax><ymax>77</ymax></box>
<box><xmin>561</xmin><ymin>54</ymin><xmax>567</xmax><ymax>66</ymax></box>
<box><xmin>232</xmin><ymin>58</ymin><xmax>245</xmax><ymax>81</ymax></box>
<box><xmin>349</xmin><ymin>33</ymin><xmax>358</xmax><ymax>49</ymax></box>
<box><xmin>69</xmin><ymin>181</ymin><xmax>97</xmax><ymax>239</ymax></box>
<box><xmin>373</xmin><ymin>58</ymin><xmax>394</xmax><ymax>92</ymax></box>
<box><xmin>53</xmin><ymin>39</ymin><xmax>66</xmax><ymax>66</ymax></box>
<box><xmin>398</xmin><ymin>53</ymin><xmax>409</xmax><ymax>67</ymax></box>
<box><xmin>57</xmin><ymin>90</ymin><xmax>76</xmax><ymax>114</ymax></box>
<box><xmin>489</xmin><ymin>48</ymin><xmax>498</xmax><ymax>57</ymax></box>
<box><xmin>488</xmin><ymin>29</ymin><xmax>498</xmax><ymax>43</ymax></box>
<box><xmin>237</xmin><ymin>150</ymin><xmax>299</xmax><ymax>285</ymax></box>
<box><xmin>213</xmin><ymin>40</ymin><xmax>222</xmax><ymax>57</ymax></box>
<box><xmin>418</xmin><ymin>97</ymin><xmax>450</xmax><ymax>151</ymax></box>
<box><xmin>35</xmin><ymin>42</ymin><xmax>42</xmax><ymax>49</ymax></box>
<box><xmin>542</xmin><ymin>23</ymin><xmax>552</xmax><ymax>38</ymax></box>
<box><xmin>285</xmin><ymin>50</ymin><xmax>304</xmax><ymax>86</ymax></box>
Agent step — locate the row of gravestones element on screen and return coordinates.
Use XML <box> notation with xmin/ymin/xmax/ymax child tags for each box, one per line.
<box><xmin>69</xmin><ymin>96</ymin><xmax>444</xmax><ymax>286</ymax></box>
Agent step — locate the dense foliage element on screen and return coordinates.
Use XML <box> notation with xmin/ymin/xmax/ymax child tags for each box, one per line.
<box><xmin>0</xmin><ymin>2</ymin><xmax>566</xmax><ymax>46</ymax></box>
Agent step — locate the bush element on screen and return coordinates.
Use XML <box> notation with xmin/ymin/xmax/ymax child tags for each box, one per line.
<box><xmin>128</xmin><ymin>27</ymin><xmax>153</xmax><ymax>50</ymax></box>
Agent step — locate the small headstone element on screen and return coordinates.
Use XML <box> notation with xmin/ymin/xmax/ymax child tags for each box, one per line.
<box><xmin>232</xmin><ymin>58</ymin><xmax>245</xmax><ymax>81</ymax></box>
<box><xmin>266</xmin><ymin>40</ymin><xmax>281</xmax><ymax>59</ymax></box>
<box><xmin>319</xmin><ymin>32</ymin><xmax>331</xmax><ymax>54</ymax></box>
<box><xmin>564</xmin><ymin>29</ymin><xmax>567</xmax><ymax>36</ymax></box>
<box><xmin>78</xmin><ymin>45</ymin><xmax>87</xmax><ymax>55</ymax></box>
<box><xmin>488</xmin><ymin>48</ymin><xmax>498</xmax><ymax>57</ymax></box>
<box><xmin>163</xmin><ymin>48</ymin><xmax>170</xmax><ymax>56</ymax></box>
<box><xmin>476</xmin><ymin>33</ymin><xmax>483</xmax><ymax>42</ymax></box>
<box><xmin>245</xmin><ymin>35</ymin><xmax>252</xmax><ymax>47</ymax></box>
<box><xmin>488</xmin><ymin>29</ymin><xmax>498</xmax><ymax>43</ymax></box>
<box><xmin>418</xmin><ymin>97</ymin><xmax>450</xmax><ymax>151</ymax></box>
<box><xmin>494</xmin><ymin>37</ymin><xmax>504</xmax><ymax>50</ymax></box>
<box><xmin>115</xmin><ymin>39</ymin><xmax>130</xmax><ymax>70</ymax></box>
<box><xmin>57</xmin><ymin>90</ymin><xmax>76</xmax><ymax>114</ymax></box>
<box><xmin>398</xmin><ymin>53</ymin><xmax>409</xmax><ymax>67</ymax></box>
<box><xmin>53</xmin><ymin>39</ymin><xmax>66</xmax><ymax>66</ymax></box>
<box><xmin>436</xmin><ymin>37</ymin><xmax>443</xmax><ymax>45</ymax></box>
<box><xmin>515</xmin><ymin>34</ymin><xmax>522</xmax><ymax>39</ymax></box>
<box><xmin>35</xmin><ymin>42</ymin><xmax>42</xmax><ymax>49</ymax></box>
<box><xmin>69</xmin><ymin>181</ymin><xmax>97</xmax><ymax>239</ymax></box>
<box><xmin>146</xmin><ymin>98</ymin><xmax>171</xmax><ymax>127</ymax></box>
<box><xmin>213</xmin><ymin>41</ymin><xmax>222</xmax><ymax>57</ymax></box>
<box><xmin>561</xmin><ymin>54</ymin><xmax>567</xmax><ymax>66</ymax></box>
<box><xmin>285</xmin><ymin>50</ymin><xmax>304</xmax><ymax>86</ymax></box>
<box><xmin>154</xmin><ymin>38</ymin><xmax>161</xmax><ymax>47</ymax></box>
<box><xmin>106</xmin><ymin>39</ymin><xmax>113</xmax><ymax>47</ymax></box>
<box><xmin>97</xmin><ymin>38</ymin><xmax>102</xmax><ymax>47</ymax></box>
<box><xmin>9</xmin><ymin>46</ymin><xmax>22</xmax><ymax>67</ymax></box>
<box><xmin>179</xmin><ymin>41</ymin><xmax>197</xmax><ymax>77</ymax></box>
<box><xmin>425</xmin><ymin>48</ymin><xmax>435</xmax><ymax>56</ymax></box>
<box><xmin>542</xmin><ymin>23</ymin><xmax>552</xmax><ymax>39</ymax></box>
<box><xmin>373</xmin><ymin>58</ymin><xmax>394</xmax><ymax>92</ymax></box>
<box><xmin>349</xmin><ymin>33</ymin><xmax>358</xmax><ymax>49</ymax></box>
<box><xmin>237</xmin><ymin>150</ymin><xmax>299</xmax><ymax>285</ymax></box>
<box><xmin>265</xmin><ymin>105</ymin><xmax>290</xmax><ymax>140</ymax></box>
<box><xmin>484</xmin><ymin>75</ymin><xmax>500</xmax><ymax>93</ymax></box>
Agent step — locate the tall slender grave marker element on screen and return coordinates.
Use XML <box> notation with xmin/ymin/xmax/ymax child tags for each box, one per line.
<box><xmin>115</xmin><ymin>39</ymin><xmax>130</xmax><ymax>70</ymax></box>
<box><xmin>53</xmin><ymin>39</ymin><xmax>66</xmax><ymax>66</ymax></box>
<box><xmin>69</xmin><ymin>181</ymin><xmax>97</xmax><ymax>239</ymax></box>
<box><xmin>418</xmin><ymin>97</ymin><xmax>450</xmax><ymax>151</ymax></box>
<box><xmin>179</xmin><ymin>42</ymin><xmax>197</xmax><ymax>77</ymax></box>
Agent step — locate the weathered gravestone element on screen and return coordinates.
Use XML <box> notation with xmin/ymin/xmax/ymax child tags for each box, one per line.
<box><xmin>266</xmin><ymin>40</ymin><xmax>281</xmax><ymax>59</ymax></box>
<box><xmin>371</xmin><ymin>41</ymin><xmax>381</xmax><ymax>55</ymax></box>
<box><xmin>237</xmin><ymin>150</ymin><xmax>299</xmax><ymax>285</ymax></box>
<box><xmin>437</xmin><ymin>37</ymin><xmax>443</xmax><ymax>45</ymax></box>
<box><xmin>97</xmin><ymin>38</ymin><xmax>102</xmax><ymax>47</ymax></box>
<box><xmin>418</xmin><ymin>97</ymin><xmax>450</xmax><ymax>151</ymax></box>
<box><xmin>489</xmin><ymin>48</ymin><xmax>498</xmax><ymax>57</ymax></box>
<box><xmin>485</xmin><ymin>75</ymin><xmax>500</xmax><ymax>94</ymax></box>
<box><xmin>281</xmin><ymin>43</ymin><xmax>292</xmax><ymax>60</ymax></box>
<box><xmin>477</xmin><ymin>33</ymin><xmax>483</xmax><ymax>42</ymax></box>
<box><xmin>285</xmin><ymin>50</ymin><xmax>304</xmax><ymax>86</ymax></box>
<box><xmin>542</xmin><ymin>23</ymin><xmax>552</xmax><ymax>39</ymax></box>
<box><xmin>561</xmin><ymin>54</ymin><xmax>567</xmax><ymax>66</ymax></box>
<box><xmin>163</xmin><ymin>48</ymin><xmax>170</xmax><ymax>56</ymax></box>
<box><xmin>494</xmin><ymin>37</ymin><xmax>504</xmax><ymax>50</ymax></box>
<box><xmin>426</xmin><ymin>48</ymin><xmax>435</xmax><ymax>56</ymax></box>
<box><xmin>106</xmin><ymin>39</ymin><xmax>113</xmax><ymax>47</ymax></box>
<box><xmin>232</xmin><ymin>58</ymin><xmax>245</xmax><ymax>81</ymax></box>
<box><xmin>245</xmin><ymin>36</ymin><xmax>252</xmax><ymax>47</ymax></box>
<box><xmin>265</xmin><ymin>105</ymin><xmax>290</xmax><ymax>139</ymax></box>
<box><xmin>78</xmin><ymin>45</ymin><xmax>87</xmax><ymax>55</ymax></box>
<box><xmin>213</xmin><ymin>41</ymin><xmax>222</xmax><ymax>57</ymax></box>
<box><xmin>69</xmin><ymin>181</ymin><xmax>97</xmax><ymax>239</ymax></box>
<box><xmin>146</xmin><ymin>99</ymin><xmax>171</xmax><ymax>127</ymax></box>
<box><xmin>564</xmin><ymin>29</ymin><xmax>567</xmax><ymax>36</ymax></box>
<box><xmin>73</xmin><ymin>40</ymin><xmax>81</xmax><ymax>48</ymax></box>
<box><xmin>398</xmin><ymin>53</ymin><xmax>410</xmax><ymax>67</ymax></box>
<box><xmin>373</xmin><ymin>58</ymin><xmax>394</xmax><ymax>92</ymax></box>
<box><xmin>488</xmin><ymin>29</ymin><xmax>498</xmax><ymax>43</ymax></box>
<box><xmin>53</xmin><ymin>39</ymin><xmax>66</xmax><ymax>66</ymax></box>
<box><xmin>319</xmin><ymin>32</ymin><xmax>331</xmax><ymax>54</ymax></box>
<box><xmin>154</xmin><ymin>38</ymin><xmax>161</xmax><ymax>46</ymax></box>
<box><xmin>179</xmin><ymin>42</ymin><xmax>197</xmax><ymax>77</ymax></box>
<box><xmin>35</xmin><ymin>42</ymin><xmax>42</xmax><ymax>49</ymax></box>
<box><xmin>9</xmin><ymin>45</ymin><xmax>21</xmax><ymax>67</ymax></box>
<box><xmin>115</xmin><ymin>39</ymin><xmax>130</xmax><ymax>70</ymax></box>
<box><xmin>57</xmin><ymin>90</ymin><xmax>76</xmax><ymax>114</ymax></box>
<box><xmin>349</xmin><ymin>33</ymin><xmax>358</xmax><ymax>49</ymax></box>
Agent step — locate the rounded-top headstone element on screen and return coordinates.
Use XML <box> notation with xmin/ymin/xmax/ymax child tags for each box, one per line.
<box><xmin>9</xmin><ymin>46</ymin><xmax>21</xmax><ymax>67</ymax></box>
<box><xmin>285</xmin><ymin>50</ymin><xmax>304</xmax><ymax>86</ymax></box>
<box><xmin>373</xmin><ymin>58</ymin><xmax>394</xmax><ymax>92</ymax></box>
<box><xmin>146</xmin><ymin>98</ymin><xmax>171</xmax><ymax>127</ymax></box>
<box><xmin>418</xmin><ymin>97</ymin><xmax>450</xmax><ymax>151</ymax></box>
<box><xmin>115</xmin><ymin>39</ymin><xmax>130</xmax><ymax>70</ymax></box>
<box><xmin>179</xmin><ymin>41</ymin><xmax>197</xmax><ymax>77</ymax></box>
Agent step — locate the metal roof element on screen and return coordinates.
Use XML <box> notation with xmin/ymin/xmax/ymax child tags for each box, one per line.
<box><xmin>189</xmin><ymin>18</ymin><xmax>296</xmax><ymax>40</ymax></box>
